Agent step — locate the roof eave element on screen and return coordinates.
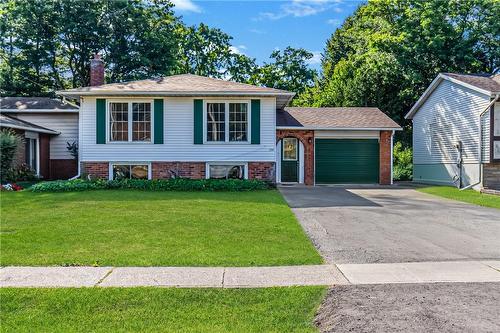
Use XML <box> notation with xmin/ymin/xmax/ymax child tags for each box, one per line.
<box><xmin>0</xmin><ymin>109</ymin><xmax>78</xmax><ymax>113</ymax></box>
<box><xmin>0</xmin><ymin>123</ymin><xmax>60</xmax><ymax>135</ymax></box>
<box><xmin>405</xmin><ymin>73</ymin><xmax>495</xmax><ymax>120</ymax></box>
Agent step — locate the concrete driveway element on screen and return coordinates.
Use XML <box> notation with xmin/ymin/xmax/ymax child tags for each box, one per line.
<box><xmin>279</xmin><ymin>185</ymin><xmax>500</xmax><ymax>264</ymax></box>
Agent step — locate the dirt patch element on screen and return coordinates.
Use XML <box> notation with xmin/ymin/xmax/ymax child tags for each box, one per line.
<box><xmin>316</xmin><ymin>283</ymin><xmax>500</xmax><ymax>333</ymax></box>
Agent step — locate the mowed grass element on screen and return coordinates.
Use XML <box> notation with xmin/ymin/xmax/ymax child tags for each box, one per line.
<box><xmin>0</xmin><ymin>287</ymin><xmax>326</xmax><ymax>333</ymax></box>
<box><xmin>0</xmin><ymin>190</ymin><xmax>321</xmax><ymax>266</ymax></box>
<box><xmin>417</xmin><ymin>186</ymin><xmax>500</xmax><ymax>209</ymax></box>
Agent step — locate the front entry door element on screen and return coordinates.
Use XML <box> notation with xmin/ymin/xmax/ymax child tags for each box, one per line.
<box><xmin>281</xmin><ymin>137</ymin><xmax>298</xmax><ymax>182</ymax></box>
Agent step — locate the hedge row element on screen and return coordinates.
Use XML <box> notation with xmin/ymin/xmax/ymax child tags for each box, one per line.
<box><xmin>30</xmin><ymin>178</ymin><xmax>271</xmax><ymax>193</ymax></box>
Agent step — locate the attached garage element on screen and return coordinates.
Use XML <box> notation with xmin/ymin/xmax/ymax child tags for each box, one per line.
<box><xmin>315</xmin><ymin>139</ymin><xmax>379</xmax><ymax>184</ymax></box>
<box><xmin>276</xmin><ymin>107</ymin><xmax>402</xmax><ymax>185</ymax></box>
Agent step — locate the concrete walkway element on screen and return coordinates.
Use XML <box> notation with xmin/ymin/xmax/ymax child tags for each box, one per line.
<box><xmin>1</xmin><ymin>261</ymin><xmax>499</xmax><ymax>288</ymax></box>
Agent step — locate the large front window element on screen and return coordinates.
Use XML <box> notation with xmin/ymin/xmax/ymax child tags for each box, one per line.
<box><xmin>206</xmin><ymin>101</ymin><xmax>249</xmax><ymax>142</ymax></box>
<box><xmin>109</xmin><ymin>101</ymin><xmax>151</xmax><ymax>142</ymax></box>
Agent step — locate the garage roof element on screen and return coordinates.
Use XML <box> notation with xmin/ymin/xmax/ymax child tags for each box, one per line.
<box><xmin>277</xmin><ymin>107</ymin><xmax>401</xmax><ymax>130</ymax></box>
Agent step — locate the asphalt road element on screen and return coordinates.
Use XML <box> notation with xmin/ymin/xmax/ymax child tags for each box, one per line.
<box><xmin>316</xmin><ymin>283</ymin><xmax>500</xmax><ymax>333</ymax></box>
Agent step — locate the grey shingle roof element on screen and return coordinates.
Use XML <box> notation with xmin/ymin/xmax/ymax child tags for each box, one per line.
<box><xmin>58</xmin><ymin>74</ymin><xmax>294</xmax><ymax>95</ymax></box>
<box><xmin>0</xmin><ymin>97</ymin><xmax>78</xmax><ymax>111</ymax></box>
<box><xmin>277</xmin><ymin>107</ymin><xmax>401</xmax><ymax>129</ymax></box>
<box><xmin>444</xmin><ymin>73</ymin><xmax>500</xmax><ymax>93</ymax></box>
<box><xmin>0</xmin><ymin>114</ymin><xmax>59</xmax><ymax>134</ymax></box>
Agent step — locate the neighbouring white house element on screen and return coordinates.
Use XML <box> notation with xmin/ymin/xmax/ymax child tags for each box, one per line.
<box><xmin>54</xmin><ymin>55</ymin><xmax>400</xmax><ymax>185</ymax></box>
<box><xmin>405</xmin><ymin>73</ymin><xmax>500</xmax><ymax>191</ymax></box>
<box><xmin>0</xmin><ymin>97</ymin><xmax>79</xmax><ymax>179</ymax></box>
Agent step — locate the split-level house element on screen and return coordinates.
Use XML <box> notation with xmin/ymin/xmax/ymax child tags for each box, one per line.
<box><xmin>55</xmin><ymin>55</ymin><xmax>400</xmax><ymax>185</ymax></box>
<box><xmin>406</xmin><ymin>73</ymin><xmax>500</xmax><ymax>191</ymax></box>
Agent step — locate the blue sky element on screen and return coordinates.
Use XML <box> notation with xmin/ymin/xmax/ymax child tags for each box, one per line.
<box><xmin>172</xmin><ymin>0</ymin><xmax>364</xmax><ymax>71</ymax></box>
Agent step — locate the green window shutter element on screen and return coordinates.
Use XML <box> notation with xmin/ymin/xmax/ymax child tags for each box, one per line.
<box><xmin>251</xmin><ymin>99</ymin><xmax>260</xmax><ymax>144</ymax></box>
<box><xmin>96</xmin><ymin>98</ymin><xmax>106</xmax><ymax>144</ymax></box>
<box><xmin>193</xmin><ymin>99</ymin><xmax>203</xmax><ymax>144</ymax></box>
<box><xmin>153</xmin><ymin>99</ymin><xmax>164</xmax><ymax>144</ymax></box>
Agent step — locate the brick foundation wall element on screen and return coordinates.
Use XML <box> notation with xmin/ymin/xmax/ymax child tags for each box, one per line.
<box><xmin>82</xmin><ymin>162</ymin><xmax>109</xmax><ymax>179</ymax></box>
<box><xmin>248</xmin><ymin>162</ymin><xmax>275</xmax><ymax>182</ymax></box>
<box><xmin>379</xmin><ymin>130</ymin><xmax>392</xmax><ymax>185</ymax></box>
<box><xmin>276</xmin><ymin>129</ymin><xmax>314</xmax><ymax>185</ymax></box>
<box><xmin>152</xmin><ymin>162</ymin><xmax>205</xmax><ymax>179</ymax></box>
<box><xmin>483</xmin><ymin>163</ymin><xmax>500</xmax><ymax>190</ymax></box>
<box><xmin>50</xmin><ymin>159</ymin><xmax>78</xmax><ymax>180</ymax></box>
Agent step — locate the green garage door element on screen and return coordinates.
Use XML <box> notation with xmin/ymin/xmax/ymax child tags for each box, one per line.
<box><xmin>315</xmin><ymin>139</ymin><xmax>379</xmax><ymax>184</ymax></box>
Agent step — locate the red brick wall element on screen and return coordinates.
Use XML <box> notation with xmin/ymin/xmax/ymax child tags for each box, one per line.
<box><xmin>90</xmin><ymin>54</ymin><xmax>105</xmax><ymax>86</ymax></box>
<box><xmin>82</xmin><ymin>162</ymin><xmax>109</xmax><ymax>179</ymax></box>
<box><xmin>50</xmin><ymin>159</ymin><xmax>78</xmax><ymax>180</ymax></box>
<box><xmin>248</xmin><ymin>162</ymin><xmax>275</xmax><ymax>182</ymax></box>
<box><xmin>379</xmin><ymin>130</ymin><xmax>392</xmax><ymax>185</ymax></box>
<box><xmin>152</xmin><ymin>162</ymin><xmax>205</xmax><ymax>179</ymax></box>
<box><xmin>276</xmin><ymin>129</ymin><xmax>314</xmax><ymax>185</ymax></box>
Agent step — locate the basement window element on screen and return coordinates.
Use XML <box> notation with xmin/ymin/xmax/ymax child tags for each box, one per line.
<box><xmin>111</xmin><ymin>163</ymin><xmax>150</xmax><ymax>180</ymax></box>
<box><xmin>207</xmin><ymin>163</ymin><xmax>246</xmax><ymax>179</ymax></box>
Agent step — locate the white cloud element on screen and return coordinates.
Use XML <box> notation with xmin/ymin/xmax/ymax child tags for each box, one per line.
<box><xmin>306</xmin><ymin>51</ymin><xmax>322</xmax><ymax>65</ymax></box>
<box><xmin>229</xmin><ymin>45</ymin><xmax>247</xmax><ymax>55</ymax></box>
<box><xmin>249</xmin><ymin>28</ymin><xmax>266</xmax><ymax>34</ymax></box>
<box><xmin>171</xmin><ymin>0</ymin><xmax>201</xmax><ymax>13</ymax></box>
<box><xmin>256</xmin><ymin>0</ymin><xmax>343</xmax><ymax>20</ymax></box>
<box><xmin>326</xmin><ymin>18</ymin><xmax>341</xmax><ymax>26</ymax></box>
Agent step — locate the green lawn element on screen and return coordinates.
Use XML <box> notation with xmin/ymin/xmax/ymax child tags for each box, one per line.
<box><xmin>417</xmin><ymin>186</ymin><xmax>500</xmax><ymax>209</ymax></box>
<box><xmin>0</xmin><ymin>190</ymin><xmax>321</xmax><ymax>266</ymax></box>
<box><xmin>0</xmin><ymin>287</ymin><xmax>326</xmax><ymax>332</ymax></box>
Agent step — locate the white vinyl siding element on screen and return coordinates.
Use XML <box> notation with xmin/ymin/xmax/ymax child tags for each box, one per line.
<box><xmin>14</xmin><ymin>113</ymin><xmax>78</xmax><ymax>160</ymax></box>
<box><xmin>412</xmin><ymin>80</ymin><xmax>491</xmax><ymax>165</ymax></box>
<box><xmin>79</xmin><ymin>96</ymin><xmax>276</xmax><ymax>162</ymax></box>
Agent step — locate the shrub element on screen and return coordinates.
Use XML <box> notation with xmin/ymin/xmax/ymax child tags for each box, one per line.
<box><xmin>0</xmin><ymin>129</ymin><xmax>23</xmax><ymax>181</ymax></box>
<box><xmin>30</xmin><ymin>178</ymin><xmax>271</xmax><ymax>193</ymax></box>
<box><xmin>393</xmin><ymin>141</ymin><xmax>412</xmax><ymax>181</ymax></box>
<box><xmin>4</xmin><ymin>163</ymin><xmax>38</xmax><ymax>182</ymax></box>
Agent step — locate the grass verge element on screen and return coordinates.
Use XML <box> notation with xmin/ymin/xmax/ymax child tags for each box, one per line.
<box><xmin>417</xmin><ymin>186</ymin><xmax>500</xmax><ymax>209</ymax></box>
<box><xmin>0</xmin><ymin>287</ymin><xmax>326</xmax><ymax>333</ymax></box>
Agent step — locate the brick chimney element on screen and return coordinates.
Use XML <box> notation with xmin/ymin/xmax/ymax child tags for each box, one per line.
<box><xmin>90</xmin><ymin>54</ymin><xmax>105</xmax><ymax>86</ymax></box>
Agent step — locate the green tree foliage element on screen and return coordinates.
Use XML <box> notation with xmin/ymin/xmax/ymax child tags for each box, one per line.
<box><xmin>0</xmin><ymin>0</ymin><xmax>180</xmax><ymax>95</ymax></box>
<box><xmin>250</xmin><ymin>47</ymin><xmax>317</xmax><ymax>96</ymax></box>
<box><xmin>296</xmin><ymin>0</ymin><xmax>500</xmax><ymax>143</ymax></box>
<box><xmin>393</xmin><ymin>141</ymin><xmax>413</xmax><ymax>181</ymax></box>
<box><xmin>0</xmin><ymin>1</ymin><xmax>315</xmax><ymax>96</ymax></box>
<box><xmin>0</xmin><ymin>129</ymin><xmax>23</xmax><ymax>181</ymax></box>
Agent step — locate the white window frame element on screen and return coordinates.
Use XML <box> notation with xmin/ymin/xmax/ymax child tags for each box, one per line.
<box><xmin>205</xmin><ymin>162</ymin><xmax>248</xmax><ymax>179</ymax></box>
<box><xmin>24</xmin><ymin>131</ymin><xmax>40</xmax><ymax>176</ymax></box>
<box><xmin>108</xmin><ymin>162</ymin><xmax>152</xmax><ymax>180</ymax></box>
<box><xmin>106</xmin><ymin>99</ymin><xmax>154</xmax><ymax>143</ymax></box>
<box><xmin>203</xmin><ymin>100</ymin><xmax>251</xmax><ymax>144</ymax></box>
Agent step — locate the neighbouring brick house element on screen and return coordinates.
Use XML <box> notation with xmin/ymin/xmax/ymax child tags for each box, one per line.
<box><xmin>0</xmin><ymin>98</ymin><xmax>79</xmax><ymax>180</ymax></box>
<box><xmin>406</xmin><ymin>73</ymin><xmax>500</xmax><ymax>191</ymax></box>
<box><xmin>53</xmin><ymin>54</ymin><xmax>400</xmax><ymax>185</ymax></box>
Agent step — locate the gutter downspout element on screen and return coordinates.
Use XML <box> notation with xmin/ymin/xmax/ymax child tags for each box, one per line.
<box><xmin>460</xmin><ymin>94</ymin><xmax>499</xmax><ymax>190</ymax></box>
<box><xmin>391</xmin><ymin>130</ymin><xmax>394</xmax><ymax>185</ymax></box>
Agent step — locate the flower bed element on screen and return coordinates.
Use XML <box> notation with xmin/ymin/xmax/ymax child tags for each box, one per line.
<box><xmin>30</xmin><ymin>178</ymin><xmax>271</xmax><ymax>193</ymax></box>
